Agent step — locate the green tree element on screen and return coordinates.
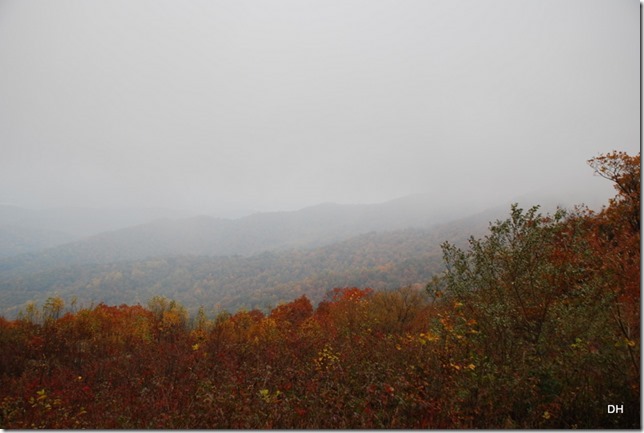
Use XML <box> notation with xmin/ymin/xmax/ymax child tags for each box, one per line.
<box><xmin>429</xmin><ymin>201</ymin><xmax>638</xmax><ymax>428</ymax></box>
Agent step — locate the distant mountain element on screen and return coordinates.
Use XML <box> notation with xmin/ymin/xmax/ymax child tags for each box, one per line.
<box><xmin>0</xmin><ymin>224</ymin><xmax>74</xmax><ymax>258</ymax></box>
<box><xmin>0</xmin><ymin>205</ymin><xmax>196</xmax><ymax>258</ymax></box>
<box><xmin>0</xmin><ymin>188</ymin><xmax>606</xmax><ymax>318</ymax></box>
<box><xmin>0</xmin><ymin>206</ymin><xmax>502</xmax><ymax>318</ymax></box>
<box><xmin>0</xmin><ymin>205</ymin><xmax>195</xmax><ymax>239</ymax></box>
<box><xmin>0</xmin><ymin>189</ymin><xmax>599</xmax><ymax>278</ymax></box>
<box><xmin>0</xmin><ymin>193</ymin><xmax>499</xmax><ymax>275</ymax></box>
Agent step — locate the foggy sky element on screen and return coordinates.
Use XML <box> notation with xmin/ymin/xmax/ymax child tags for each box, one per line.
<box><xmin>0</xmin><ymin>0</ymin><xmax>639</xmax><ymax>215</ymax></box>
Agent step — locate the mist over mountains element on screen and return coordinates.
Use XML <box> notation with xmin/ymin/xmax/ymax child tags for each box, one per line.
<box><xmin>0</xmin><ymin>193</ymin><xmax>464</xmax><ymax>274</ymax></box>
<box><xmin>0</xmin><ymin>186</ymin><xmax>608</xmax><ymax>271</ymax></box>
<box><xmin>0</xmin><ymin>205</ymin><xmax>495</xmax><ymax>318</ymax></box>
<box><xmin>0</xmin><ymin>185</ymin><xmax>614</xmax><ymax>318</ymax></box>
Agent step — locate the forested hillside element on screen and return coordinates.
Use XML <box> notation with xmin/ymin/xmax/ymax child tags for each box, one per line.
<box><xmin>0</xmin><ymin>193</ymin><xmax>493</xmax><ymax>275</ymax></box>
<box><xmin>0</xmin><ymin>151</ymin><xmax>639</xmax><ymax>429</ymax></box>
<box><xmin>0</xmin><ymin>219</ymin><xmax>487</xmax><ymax>319</ymax></box>
<box><xmin>0</xmin><ymin>191</ymin><xmax>596</xmax><ymax>318</ymax></box>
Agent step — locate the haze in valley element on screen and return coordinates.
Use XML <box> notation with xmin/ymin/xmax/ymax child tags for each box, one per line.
<box><xmin>0</xmin><ymin>0</ymin><xmax>638</xmax><ymax>218</ymax></box>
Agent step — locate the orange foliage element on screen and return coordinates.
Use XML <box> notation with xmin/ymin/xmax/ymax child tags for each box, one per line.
<box><xmin>0</xmin><ymin>151</ymin><xmax>638</xmax><ymax>429</ymax></box>
<box><xmin>269</xmin><ymin>295</ymin><xmax>313</xmax><ymax>328</ymax></box>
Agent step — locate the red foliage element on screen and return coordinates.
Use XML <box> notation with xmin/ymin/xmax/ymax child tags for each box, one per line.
<box><xmin>0</xmin><ymin>151</ymin><xmax>638</xmax><ymax>429</ymax></box>
<box><xmin>268</xmin><ymin>295</ymin><xmax>313</xmax><ymax>327</ymax></box>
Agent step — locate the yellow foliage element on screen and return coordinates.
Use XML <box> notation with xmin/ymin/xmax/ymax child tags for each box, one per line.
<box><xmin>314</xmin><ymin>345</ymin><xmax>340</xmax><ymax>372</ymax></box>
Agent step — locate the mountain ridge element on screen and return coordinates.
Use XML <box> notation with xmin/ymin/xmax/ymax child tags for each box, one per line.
<box><xmin>0</xmin><ymin>188</ymin><xmax>605</xmax><ymax>277</ymax></box>
<box><xmin>0</xmin><ymin>210</ymin><xmax>499</xmax><ymax>318</ymax></box>
<box><xmin>0</xmin><ymin>193</ymin><xmax>481</xmax><ymax>274</ymax></box>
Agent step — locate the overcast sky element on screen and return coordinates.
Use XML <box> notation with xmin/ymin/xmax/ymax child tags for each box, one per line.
<box><xmin>0</xmin><ymin>0</ymin><xmax>639</xmax><ymax>215</ymax></box>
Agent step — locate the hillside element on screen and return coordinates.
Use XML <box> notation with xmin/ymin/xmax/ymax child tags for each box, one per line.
<box><xmin>0</xmin><ymin>185</ymin><xmax>600</xmax><ymax>277</ymax></box>
<box><xmin>0</xmin><ymin>224</ymin><xmax>74</xmax><ymax>259</ymax></box>
<box><xmin>0</xmin><ymin>204</ymin><xmax>507</xmax><ymax>318</ymax></box>
<box><xmin>0</xmin><ymin>205</ymin><xmax>195</xmax><ymax>259</ymax></box>
<box><xmin>0</xmin><ymin>194</ymin><xmax>475</xmax><ymax>275</ymax></box>
<box><xmin>0</xmin><ymin>185</ymin><xmax>610</xmax><ymax>319</ymax></box>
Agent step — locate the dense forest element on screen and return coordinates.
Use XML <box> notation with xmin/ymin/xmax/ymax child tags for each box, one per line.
<box><xmin>0</xmin><ymin>151</ymin><xmax>639</xmax><ymax>428</ymax></box>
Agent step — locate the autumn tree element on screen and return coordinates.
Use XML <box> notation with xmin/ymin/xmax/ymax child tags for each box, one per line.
<box><xmin>427</xmin><ymin>150</ymin><xmax>640</xmax><ymax>427</ymax></box>
<box><xmin>148</xmin><ymin>296</ymin><xmax>187</xmax><ymax>341</ymax></box>
<box><xmin>587</xmin><ymin>151</ymin><xmax>640</xmax><ymax>388</ymax></box>
<box><xmin>587</xmin><ymin>151</ymin><xmax>640</xmax><ymax>305</ymax></box>
<box><xmin>269</xmin><ymin>295</ymin><xmax>313</xmax><ymax>328</ymax></box>
<box><xmin>368</xmin><ymin>286</ymin><xmax>432</xmax><ymax>334</ymax></box>
<box><xmin>588</xmin><ymin>150</ymin><xmax>640</xmax><ymax>232</ymax></box>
